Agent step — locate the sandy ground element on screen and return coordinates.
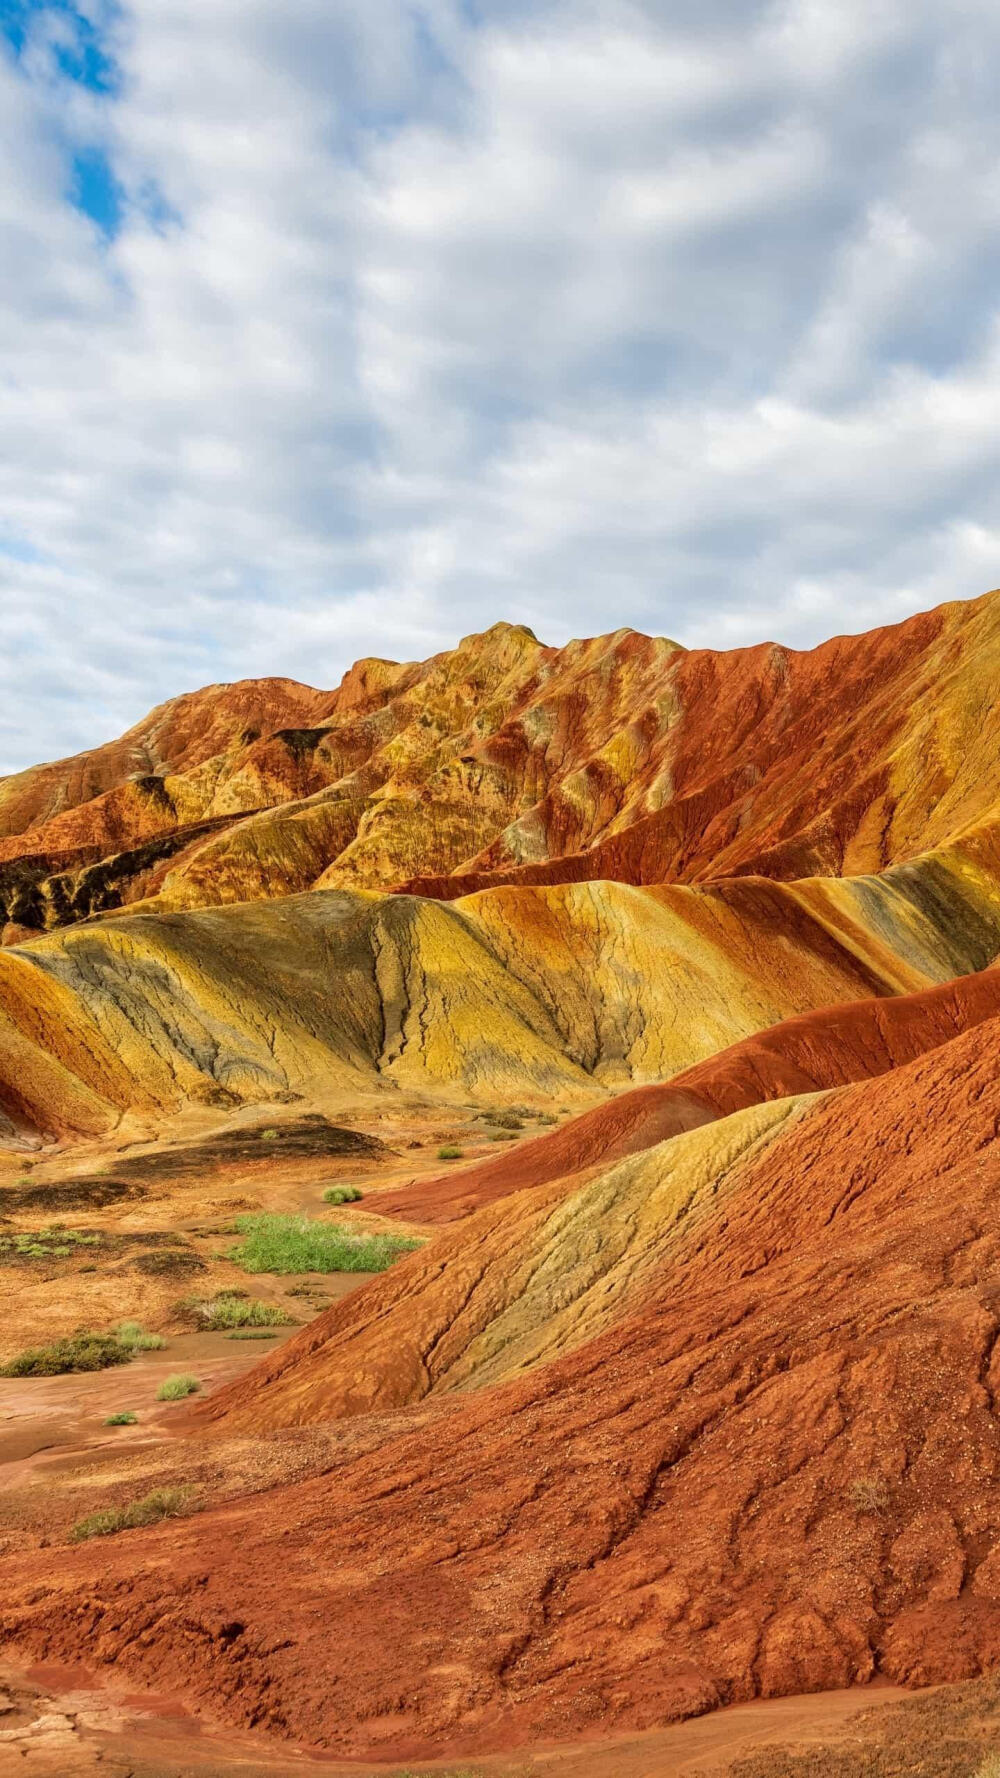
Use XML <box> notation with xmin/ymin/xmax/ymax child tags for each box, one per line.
<box><xmin>0</xmin><ymin>1089</ymin><xmax>582</xmax><ymax>1362</ymax></box>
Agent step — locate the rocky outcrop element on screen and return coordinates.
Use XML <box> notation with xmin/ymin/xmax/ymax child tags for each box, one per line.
<box><xmin>4</xmin><ymin>592</ymin><xmax>1000</xmax><ymax>927</ymax></box>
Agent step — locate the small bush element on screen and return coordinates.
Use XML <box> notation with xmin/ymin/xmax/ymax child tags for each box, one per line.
<box><xmin>437</xmin><ymin>1146</ymin><xmax>463</xmax><ymax>1161</ymax></box>
<box><xmin>227</xmin><ymin>1213</ymin><xmax>419</xmax><ymax>1275</ymax></box>
<box><xmin>0</xmin><ymin>1226</ymin><xmax>101</xmax><ymax>1262</ymax></box>
<box><xmin>484</xmin><ymin>1110</ymin><xmax>523</xmax><ymax>1131</ymax></box>
<box><xmin>195</xmin><ymin>1295</ymin><xmax>293</xmax><ymax>1330</ymax></box>
<box><xmin>2</xmin><ymin>1331</ymin><xmax>133</xmax><ymax>1377</ymax></box>
<box><xmin>104</xmin><ymin>1411</ymin><xmax>138</xmax><ymax>1426</ymax></box>
<box><xmin>115</xmin><ymin>1320</ymin><xmax>166</xmax><ymax>1352</ymax></box>
<box><xmin>489</xmin><ymin>1131</ymin><xmax>517</xmax><ymax>1142</ymax></box>
<box><xmin>848</xmin><ymin>1476</ymin><xmax>890</xmax><ymax>1515</ymax></box>
<box><xmin>156</xmin><ymin>1373</ymin><xmax>201</xmax><ymax>1401</ymax></box>
<box><xmin>70</xmin><ymin>1485</ymin><xmax>192</xmax><ymax>1541</ymax></box>
<box><xmin>322</xmin><ymin>1184</ymin><xmax>363</xmax><ymax>1204</ymax></box>
<box><xmin>259</xmin><ymin>1128</ymin><xmax>280</xmax><ymax>1141</ymax></box>
<box><xmin>226</xmin><ymin>1328</ymin><xmax>282</xmax><ymax>1340</ymax></box>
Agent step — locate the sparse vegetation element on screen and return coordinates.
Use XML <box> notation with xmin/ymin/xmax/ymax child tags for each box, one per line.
<box><xmin>847</xmin><ymin>1475</ymin><xmax>891</xmax><ymax>1514</ymax></box>
<box><xmin>226</xmin><ymin>1328</ymin><xmax>282</xmax><ymax>1340</ymax></box>
<box><xmin>0</xmin><ymin>1225</ymin><xmax>101</xmax><ymax>1262</ymax></box>
<box><xmin>70</xmin><ymin>1485</ymin><xmax>192</xmax><ymax>1541</ymax></box>
<box><xmin>729</xmin><ymin>1672</ymin><xmax>1000</xmax><ymax>1777</ymax></box>
<box><xmin>259</xmin><ymin>1127</ymin><xmax>280</xmax><ymax>1140</ymax></box>
<box><xmin>322</xmin><ymin>1184</ymin><xmax>363</xmax><ymax>1204</ymax></box>
<box><xmin>483</xmin><ymin>1110</ymin><xmax>523</xmax><ymax>1130</ymax></box>
<box><xmin>104</xmin><ymin>1411</ymin><xmax>138</xmax><ymax>1426</ymax></box>
<box><xmin>156</xmin><ymin>1373</ymin><xmax>201</xmax><ymax>1401</ymax></box>
<box><xmin>390</xmin><ymin>1769</ymin><xmax>489</xmax><ymax>1777</ymax></box>
<box><xmin>2</xmin><ymin>1330</ymin><xmax>133</xmax><ymax>1376</ymax></box>
<box><xmin>132</xmin><ymin>1247</ymin><xmax>206</xmax><ymax>1277</ymax></box>
<box><xmin>489</xmin><ymin>1131</ymin><xmax>517</xmax><ymax>1142</ymax></box>
<box><xmin>227</xmin><ymin>1212</ymin><xmax>419</xmax><ymax>1274</ymax></box>
<box><xmin>437</xmin><ymin>1145</ymin><xmax>463</xmax><ymax>1161</ymax></box>
<box><xmin>190</xmin><ymin>1293</ymin><xmax>294</xmax><ymax>1330</ymax></box>
<box><xmin>115</xmin><ymin>1320</ymin><xmax>166</xmax><ymax>1352</ymax></box>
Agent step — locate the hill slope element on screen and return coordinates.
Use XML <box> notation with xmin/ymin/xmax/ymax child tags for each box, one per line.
<box><xmin>4</xmin><ymin>590</ymin><xmax>1000</xmax><ymax>930</ymax></box>
<box><xmin>3</xmin><ymin>822</ymin><xmax>999</xmax><ymax>1138</ymax></box>
<box><xmin>7</xmin><ymin>1013</ymin><xmax>1000</xmax><ymax>1758</ymax></box>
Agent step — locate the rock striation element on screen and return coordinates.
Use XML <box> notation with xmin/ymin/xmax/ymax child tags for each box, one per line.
<box><xmin>5</xmin><ymin>591</ymin><xmax>1000</xmax><ymax>1763</ymax></box>
<box><xmin>4</xmin><ymin>591</ymin><xmax>1000</xmax><ymax>928</ymax></box>
<box><xmin>8</xmin><ymin>1013</ymin><xmax>1000</xmax><ymax>1757</ymax></box>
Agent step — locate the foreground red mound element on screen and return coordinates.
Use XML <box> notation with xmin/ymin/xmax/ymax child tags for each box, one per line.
<box><xmin>6</xmin><ymin>1015</ymin><xmax>1000</xmax><ymax>1761</ymax></box>
<box><xmin>376</xmin><ymin>964</ymin><xmax>1000</xmax><ymax>1224</ymax></box>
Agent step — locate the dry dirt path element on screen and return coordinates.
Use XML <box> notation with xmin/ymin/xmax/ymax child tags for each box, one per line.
<box><xmin>0</xmin><ymin>1665</ymin><xmax>918</xmax><ymax>1776</ymax></box>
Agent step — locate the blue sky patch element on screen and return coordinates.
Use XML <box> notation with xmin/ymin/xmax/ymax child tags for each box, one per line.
<box><xmin>70</xmin><ymin>145</ymin><xmax>121</xmax><ymax>236</ymax></box>
<box><xmin>0</xmin><ymin>0</ymin><xmax>118</xmax><ymax>92</ymax></box>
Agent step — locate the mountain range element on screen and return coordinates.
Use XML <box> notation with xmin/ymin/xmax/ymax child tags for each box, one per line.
<box><xmin>3</xmin><ymin>590</ymin><xmax>1000</xmax><ymax>1770</ymax></box>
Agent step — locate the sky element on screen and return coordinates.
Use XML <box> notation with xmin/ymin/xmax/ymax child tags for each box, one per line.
<box><xmin>2</xmin><ymin>0</ymin><xmax>1000</xmax><ymax>772</ymax></box>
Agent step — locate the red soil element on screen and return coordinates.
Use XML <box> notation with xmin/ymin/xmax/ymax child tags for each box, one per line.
<box><xmin>375</xmin><ymin>965</ymin><xmax>1000</xmax><ymax>1224</ymax></box>
<box><xmin>6</xmin><ymin>1017</ymin><xmax>1000</xmax><ymax>1761</ymax></box>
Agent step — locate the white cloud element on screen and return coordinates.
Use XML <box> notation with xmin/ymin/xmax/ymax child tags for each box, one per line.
<box><xmin>2</xmin><ymin>0</ymin><xmax>1000</xmax><ymax>770</ymax></box>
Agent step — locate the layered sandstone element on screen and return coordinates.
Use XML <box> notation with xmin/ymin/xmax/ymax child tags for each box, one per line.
<box><xmin>3</xmin><ymin>817</ymin><xmax>999</xmax><ymax>1139</ymax></box>
<box><xmin>4</xmin><ymin>591</ymin><xmax>1000</xmax><ymax>929</ymax></box>
<box><xmin>8</xmin><ymin>1014</ymin><xmax>1000</xmax><ymax>1757</ymax></box>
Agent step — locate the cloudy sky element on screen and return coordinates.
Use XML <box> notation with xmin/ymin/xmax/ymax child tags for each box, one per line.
<box><xmin>2</xmin><ymin>0</ymin><xmax>1000</xmax><ymax>770</ymax></box>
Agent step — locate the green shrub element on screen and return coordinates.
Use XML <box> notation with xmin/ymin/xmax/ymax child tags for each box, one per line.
<box><xmin>437</xmin><ymin>1146</ymin><xmax>463</xmax><ymax>1161</ymax></box>
<box><xmin>104</xmin><ymin>1411</ymin><xmax>138</xmax><ymax>1426</ymax></box>
<box><xmin>227</xmin><ymin>1213</ymin><xmax>419</xmax><ymax>1275</ymax></box>
<box><xmin>115</xmin><ymin>1320</ymin><xmax>166</xmax><ymax>1352</ymax></box>
<box><xmin>0</xmin><ymin>1227</ymin><xmax>101</xmax><ymax>1262</ymax></box>
<box><xmin>226</xmin><ymin>1328</ymin><xmax>282</xmax><ymax>1340</ymax></box>
<box><xmin>156</xmin><ymin>1373</ymin><xmax>201</xmax><ymax>1401</ymax></box>
<box><xmin>196</xmin><ymin>1295</ymin><xmax>293</xmax><ymax>1330</ymax></box>
<box><xmin>2</xmin><ymin>1331</ymin><xmax>133</xmax><ymax>1376</ymax></box>
<box><xmin>259</xmin><ymin>1127</ymin><xmax>279</xmax><ymax>1140</ymax></box>
<box><xmin>489</xmin><ymin>1131</ymin><xmax>517</xmax><ymax>1142</ymax></box>
<box><xmin>70</xmin><ymin>1485</ymin><xmax>192</xmax><ymax>1541</ymax></box>
<box><xmin>322</xmin><ymin>1184</ymin><xmax>363</xmax><ymax>1204</ymax></box>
